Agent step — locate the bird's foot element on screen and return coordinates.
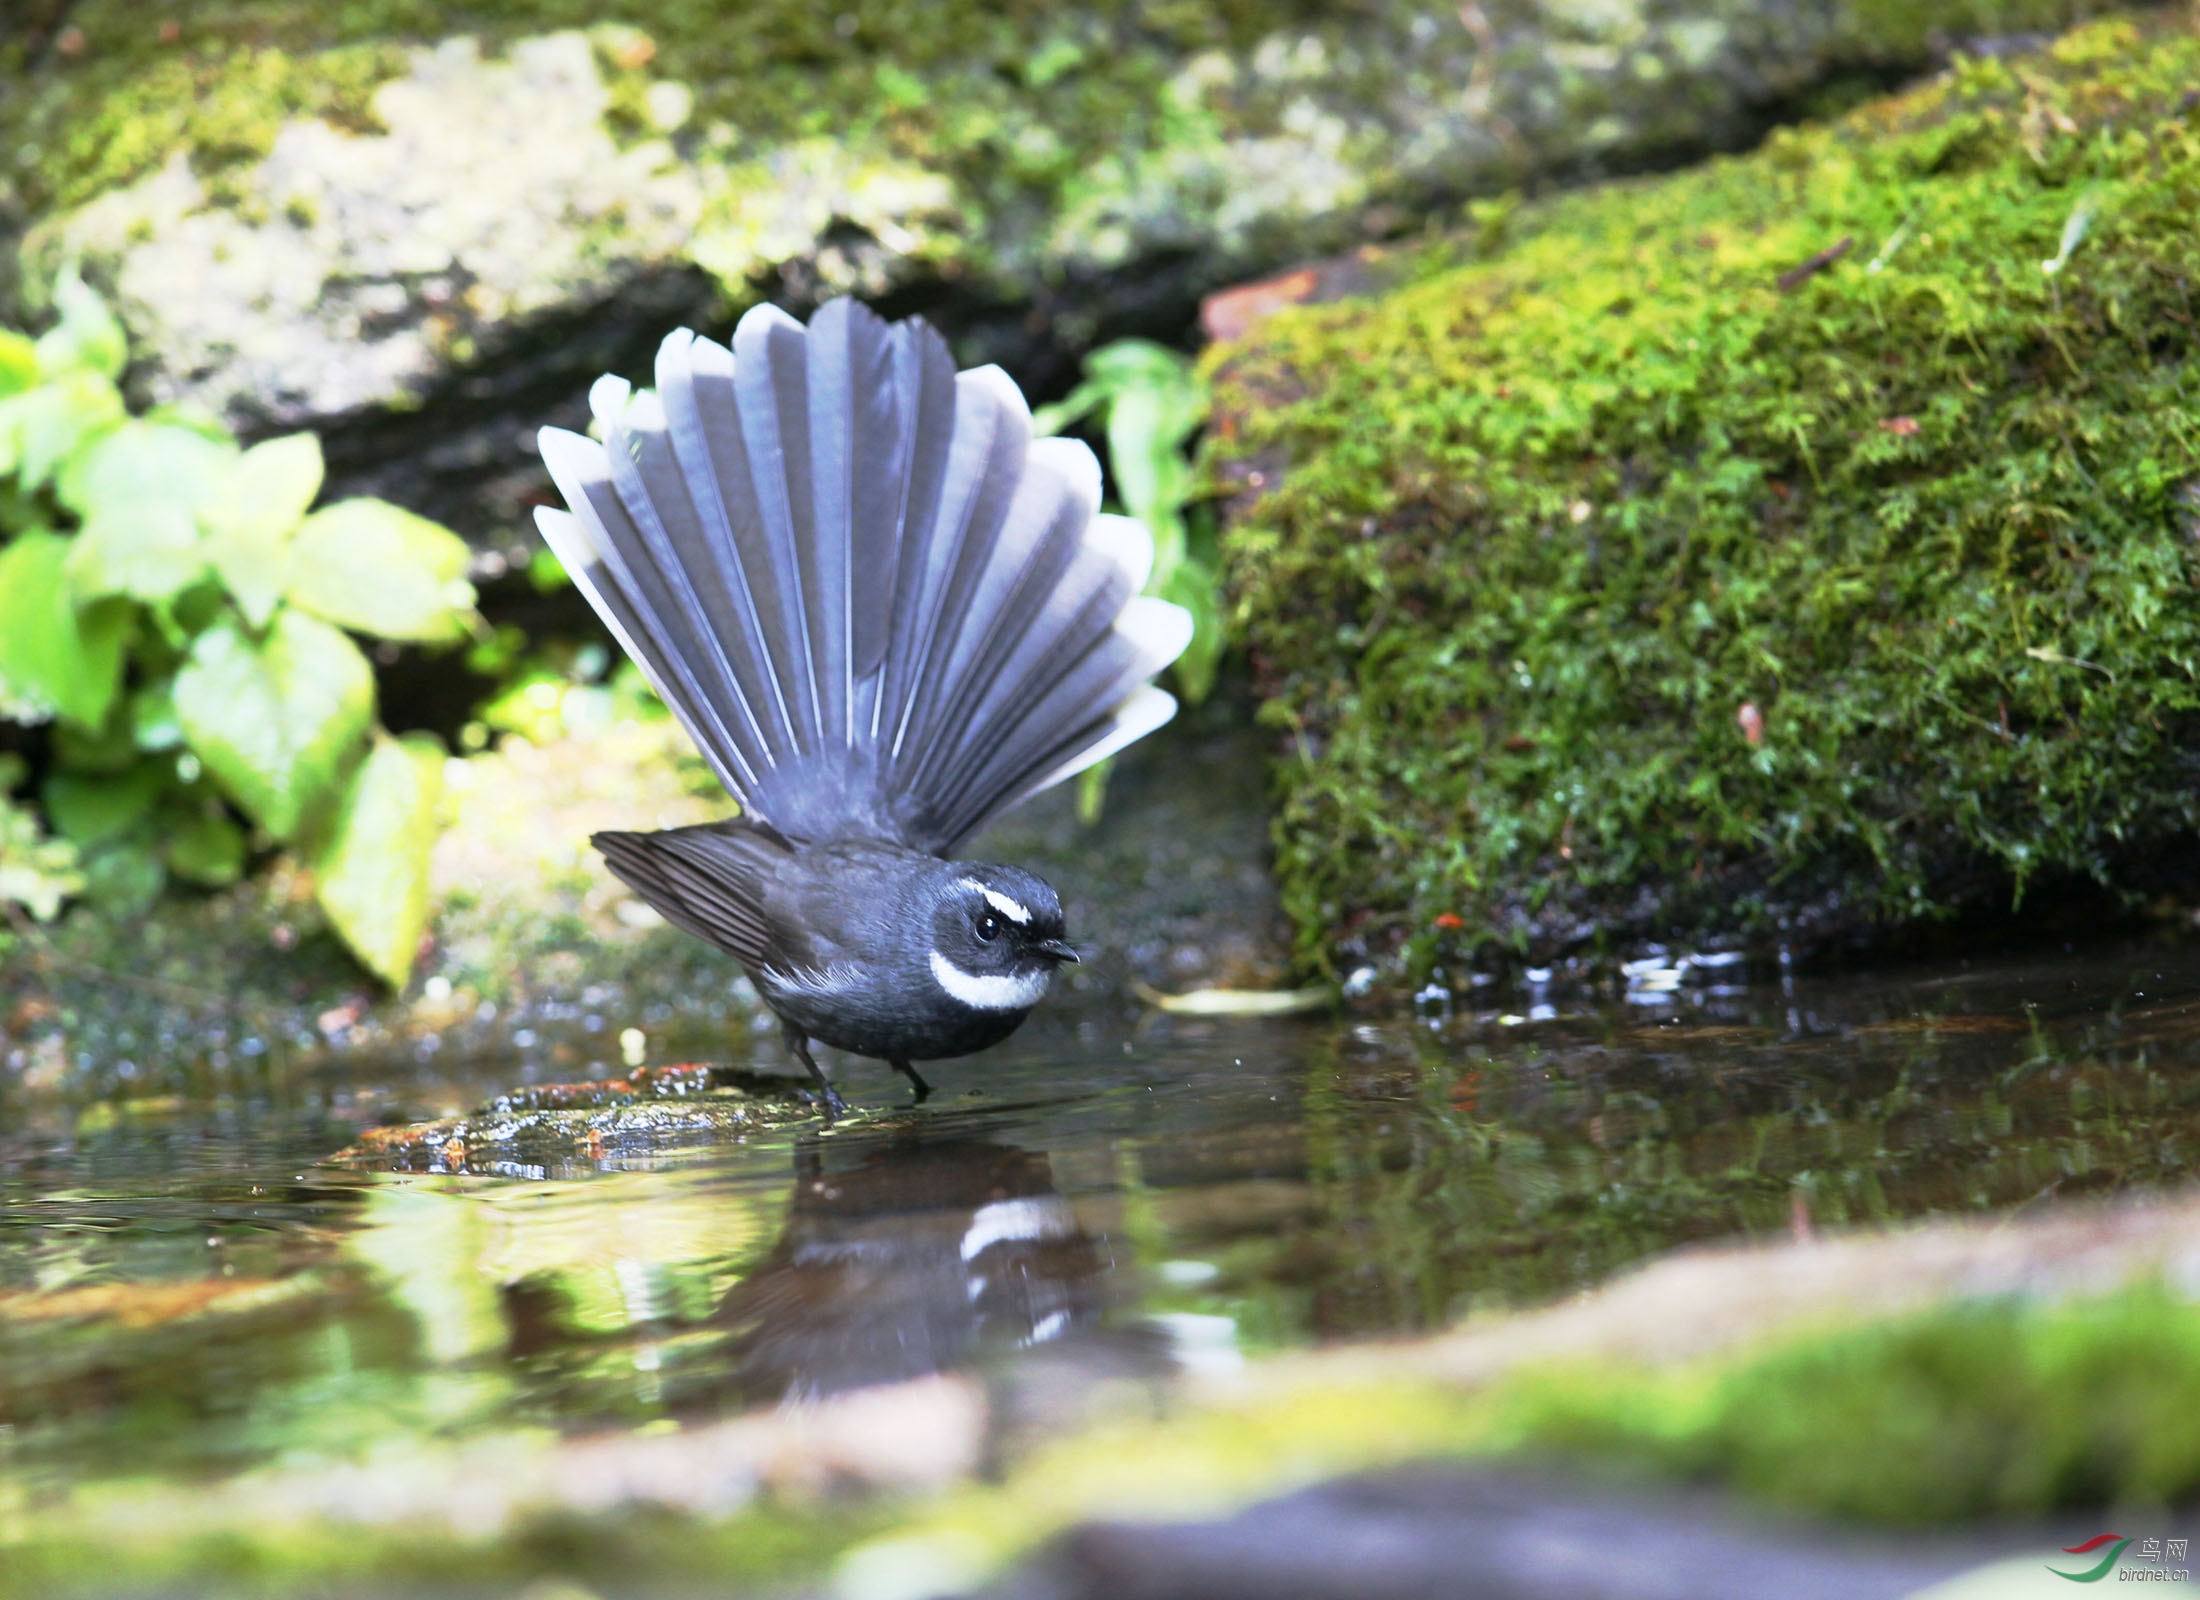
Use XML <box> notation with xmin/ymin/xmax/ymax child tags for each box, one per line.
<box><xmin>890</xmin><ymin>1058</ymin><xmax>933</xmax><ymax>1104</ymax></box>
<box><xmin>786</xmin><ymin>1030</ymin><xmax>847</xmax><ymax>1120</ymax></box>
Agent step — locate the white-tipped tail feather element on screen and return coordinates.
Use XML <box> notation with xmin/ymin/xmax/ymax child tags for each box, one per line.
<box><xmin>538</xmin><ymin>298</ymin><xmax>1189</xmax><ymax>852</ymax></box>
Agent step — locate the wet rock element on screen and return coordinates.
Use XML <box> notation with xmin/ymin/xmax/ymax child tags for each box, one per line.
<box><xmin>37</xmin><ymin>35</ymin><xmax>702</xmax><ymax>433</ymax></box>
<box><xmin>1209</xmin><ymin>11</ymin><xmax>2200</xmax><ymax>977</ymax></box>
<box><xmin>334</xmin><ymin>1061</ymin><xmax>822</xmax><ymax>1176</ymax></box>
<box><xmin>6</xmin><ymin>1</ymin><xmax>2118</xmax><ymax>540</ymax></box>
<box><xmin>988</xmin><ymin>1466</ymin><xmax>2027</xmax><ymax>1600</ymax></box>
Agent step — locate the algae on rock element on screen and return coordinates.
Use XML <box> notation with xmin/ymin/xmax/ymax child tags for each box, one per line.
<box><xmin>1213</xmin><ymin>12</ymin><xmax>2200</xmax><ymax>974</ymax></box>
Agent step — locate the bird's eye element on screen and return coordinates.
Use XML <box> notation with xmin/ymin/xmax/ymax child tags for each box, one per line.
<box><xmin>975</xmin><ymin>911</ymin><xmax>1002</xmax><ymax>943</ymax></box>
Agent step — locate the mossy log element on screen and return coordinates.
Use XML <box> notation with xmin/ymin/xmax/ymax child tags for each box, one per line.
<box><xmin>1211</xmin><ymin>12</ymin><xmax>2200</xmax><ymax>975</ymax></box>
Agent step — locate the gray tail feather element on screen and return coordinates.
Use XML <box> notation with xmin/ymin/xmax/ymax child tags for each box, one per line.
<box><xmin>537</xmin><ymin>297</ymin><xmax>1190</xmax><ymax>853</ymax></box>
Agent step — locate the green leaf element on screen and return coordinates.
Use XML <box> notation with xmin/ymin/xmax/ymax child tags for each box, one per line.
<box><xmin>174</xmin><ymin>609</ymin><xmax>375</xmax><ymax>840</ymax></box>
<box><xmin>285</xmin><ymin>498</ymin><xmax>477</xmax><ymax>641</ymax></box>
<box><xmin>203</xmin><ymin>433</ymin><xmax>325</xmax><ymax>628</ymax></box>
<box><xmin>162</xmin><ymin>801</ymin><xmax>247</xmax><ymax>888</ymax></box>
<box><xmin>1083</xmin><ymin>340</ymin><xmax>1206</xmax><ymax>528</ymax></box>
<box><xmin>0</xmin><ymin>795</ymin><xmax>84</xmax><ymax>921</ymax></box>
<box><xmin>54</xmin><ymin>713</ymin><xmax>144</xmax><ymax>774</ymax></box>
<box><xmin>0</xmin><ymin>531</ymin><xmax>130</xmax><ymax>730</ymax></box>
<box><xmin>77</xmin><ymin>831</ymin><xmax>165</xmax><ymax>917</ymax></box>
<box><xmin>44</xmin><ymin>765</ymin><xmax>163</xmax><ymax>850</ymax></box>
<box><xmin>132</xmin><ymin>682</ymin><xmax>185</xmax><ymax>751</ymax></box>
<box><xmin>58</xmin><ymin>417</ymin><xmax>237</xmax><ymax>519</ymax></box>
<box><xmin>140</xmin><ymin>403</ymin><xmax>232</xmax><ymax>442</ymax></box>
<box><xmin>311</xmin><ymin>734</ymin><xmax>445</xmax><ymax>988</ymax></box>
<box><xmin>0</xmin><ymin>331</ymin><xmax>37</xmax><ymax>397</ymax></box>
<box><xmin>0</xmin><ymin>370</ymin><xmax>125</xmax><ymax>489</ymax></box>
<box><xmin>58</xmin><ymin>420</ymin><xmax>236</xmax><ymax>603</ymax></box>
<box><xmin>67</xmin><ymin>500</ymin><xmax>206</xmax><ymax>603</ymax></box>
<box><xmin>528</xmin><ymin>545</ymin><xmax>573</xmax><ymax>592</ymax></box>
<box><xmin>221</xmin><ymin>431</ymin><xmax>324</xmax><ymax>535</ymax></box>
<box><xmin>1106</xmin><ymin>386</ymin><xmax>1197</xmax><ymax>533</ymax></box>
<box><xmin>34</xmin><ymin>268</ymin><xmax>128</xmax><ymax>380</ymax></box>
<box><xmin>1031</xmin><ymin>380</ymin><xmax>1105</xmax><ymax>438</ymax></box>
<box><xmin>1162</xmin><ymin>557</ymin><xmax>1224</xmax><ymax>704</ymax></box>
<box><xmin>1075</xmin><ymin>758</ymin><xmax>1113</xmax><ymax>825</ymax></box>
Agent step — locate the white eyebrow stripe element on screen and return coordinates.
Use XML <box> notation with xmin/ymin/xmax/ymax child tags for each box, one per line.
<box><xmin>929</xmin><ymin>951</ymin><xmax>1050</xmax><ymax>1010</ymax></box>
<box><xmin>959</xmin><ymin>879</ymin><xmax>1032</xmax><ymax>924</ymax></box>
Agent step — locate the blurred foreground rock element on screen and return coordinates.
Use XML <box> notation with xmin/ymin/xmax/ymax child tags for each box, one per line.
<box><xmin>991</xmin><ymin>1467</ymin><xmax>2027</xmax><ymax>1600</ymax></box>
<box><xmin>9</xmin><ymin>1181</ymin><xmax>2197</xmax><ymax>1596</ymax></box>
<box><xmin>4</xmin><ymin>1</ymin><xmax>2113</xmax><ymax>541</ymax></box>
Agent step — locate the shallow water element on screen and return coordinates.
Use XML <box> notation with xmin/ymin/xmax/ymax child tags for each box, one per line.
<box><xmin>7</xmin><ymin>932</ymin><xmax>2200</xmax><ymax>1499</ymax></box>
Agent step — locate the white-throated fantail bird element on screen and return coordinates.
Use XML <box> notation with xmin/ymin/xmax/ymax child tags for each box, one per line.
<box><xmin>534</xmin><ymin>299</ymin><xmax>1192</xmax><ymax>1113</ymax></box>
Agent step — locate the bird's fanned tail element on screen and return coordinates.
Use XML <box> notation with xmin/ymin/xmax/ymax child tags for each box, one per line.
<box><xmin>536</xmin><ymin>298</ymin><xmax>1189</xmax><ymax>853</ymax></box>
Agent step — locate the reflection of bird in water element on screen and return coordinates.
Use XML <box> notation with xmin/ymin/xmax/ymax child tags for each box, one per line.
<box><xmin>710</xmin><ymin>1134</ymin><xmax>1110</xmax><ymax>1403</ymax></box>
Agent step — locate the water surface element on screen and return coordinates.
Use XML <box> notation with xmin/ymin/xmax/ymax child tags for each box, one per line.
<box><xmin>7</xmin><ymin>933</ymin><xmax>2200</xmax><ymax>1499</ymax></box>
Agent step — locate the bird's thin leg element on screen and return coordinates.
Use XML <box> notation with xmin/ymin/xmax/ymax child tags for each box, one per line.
<box><xmin>890</xmin><ymin>1057</ymin><xmax>932</xmax><ymax>1103</ymax></box>
<box><xmin>784</xmin><ymin>1026</ymin><xmax>846</xmax><ymax>1118</ymax></box>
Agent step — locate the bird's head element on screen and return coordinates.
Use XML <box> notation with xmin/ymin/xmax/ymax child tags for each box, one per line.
<box><xmin>925</xmin><ymin>866</ymin><xmax>1078</xmax><ymax>1012</ymax></box>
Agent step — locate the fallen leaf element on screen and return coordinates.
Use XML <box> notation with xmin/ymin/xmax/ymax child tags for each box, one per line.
<box><xmin>1131</xmin><ymin>981</ymin><xmax>1333</xmax><ymax>1017</ymax></box>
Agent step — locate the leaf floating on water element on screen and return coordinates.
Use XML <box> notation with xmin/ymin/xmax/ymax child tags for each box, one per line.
<box><xmin>1131</xmin><ymin>981</ymin><xmax>1333</xmax><ymax>1016</ymax></box>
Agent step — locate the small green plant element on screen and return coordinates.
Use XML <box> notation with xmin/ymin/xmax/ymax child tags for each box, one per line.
<box><xmin>1036</xmin><ymin>338</ymin><xmax>1225</xmax><ymax>819</ymax></box>
<box><xmin>0</xmin><ymin>756</ymin><xmax>84</xmax><ymax>953</ymax></box>
<box><xmin>0</xmin><ymin>270</ymin><xmax>475</xmax><ymax>986</ymax></box>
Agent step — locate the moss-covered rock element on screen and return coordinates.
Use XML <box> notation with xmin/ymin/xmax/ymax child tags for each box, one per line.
<box><xmin>2</xmin><ymin>0</ymin><xmax>2121</xmax><ymax>540</ymax></box>
<box><xmin>1212</xmin><ymin>12</ymin><xmax>2200</xmax><ymax>978</ymax></box>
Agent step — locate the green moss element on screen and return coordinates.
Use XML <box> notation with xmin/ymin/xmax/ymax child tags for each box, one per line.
<box><xmin>1</xmin><ymin>27</ymin><xmax>411</xmax><ymax>218</ymax></box>
<box><xmin>1214</xmin><ymin>13</ymin><xmax>2200</xmax><ymax>974</ymax></box>
<box><xmin>0</xmin><ymin>1501</ymin><xmax>886</xmax><ymax>1599</ymax></box>
<box><xmin>0</xmin><ymin>0</ymin><xmax>1293</xmax><ymax>223</ymax></box>
<box><xmin>3</xmin><ymin>0</ymin><xmax>2138</xmax><ymax>323</ymax></box>
<box><xmin>1501</xmin><ymin>1284</ymin><xmax>2200</xmax><ymax>1521</ymax></box>
<box><xmin>847</xmin><ymin>1277</ymin><xmax>2200</xmax><ymax>1592</ymax></box>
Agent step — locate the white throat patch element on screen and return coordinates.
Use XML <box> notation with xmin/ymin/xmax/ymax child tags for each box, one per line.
<box><xmin>959</xmin><ymin>878</ymin><xmax>1032</xmax><ymax>925</ymax></box>
<box><xmin>929</xmin><ymin>950</ymin><xmax>1050</xmax><ymax>1011</ymax></box>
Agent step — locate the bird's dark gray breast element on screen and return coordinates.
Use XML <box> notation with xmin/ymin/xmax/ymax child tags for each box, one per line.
<box><xmin>751</xmin><ymin>840</ymin><xmax>1032</xmax><ymax>1062</ymax></box>
<box><xmin>757</xmin><ymin>966</ymin><xmax>1031</xmax><ymax>1062</ymax></box>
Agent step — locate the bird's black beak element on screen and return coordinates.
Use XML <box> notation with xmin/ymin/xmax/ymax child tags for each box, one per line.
<box><xmin>1035</xmin><ymin>939</ymin><xmax>1081</xmax><ymax>964</ymax></box>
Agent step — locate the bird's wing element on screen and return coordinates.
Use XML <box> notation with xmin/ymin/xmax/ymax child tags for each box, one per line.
<box><xmin>537</xmin><ymin>298</ymin><xmax>1190</xmax><ymax>853</ymax></box>
<box><xmin>590</xmin><ymin>822</ymin><xmax>792</xmax><ymax>967</ymax></box>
